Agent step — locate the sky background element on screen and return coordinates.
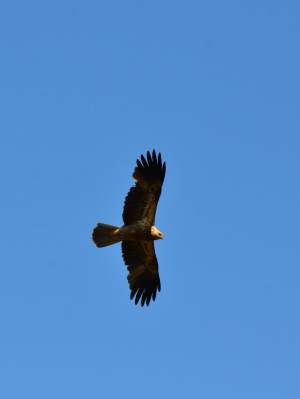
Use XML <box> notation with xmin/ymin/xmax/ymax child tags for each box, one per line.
<box><xmin>1</xmin><ymin>1</ymin><xmax>300</xmax><ymax>398</ymax></box>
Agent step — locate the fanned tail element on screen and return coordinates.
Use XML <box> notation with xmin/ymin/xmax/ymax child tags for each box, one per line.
<box><xmin>92</xmin><ymin>223</ymin><xmax>121</xmax><ymax>248</ymax></box>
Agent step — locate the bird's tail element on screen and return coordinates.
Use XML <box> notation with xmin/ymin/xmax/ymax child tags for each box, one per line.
<box><xmin>92</xmin><ymin>223</ymin><xmax>121</xmax><ymax>248</ymax></box>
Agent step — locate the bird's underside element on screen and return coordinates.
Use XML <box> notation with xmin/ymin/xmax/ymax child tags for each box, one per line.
<box><xmin>92</xmin><ymin>150</ymin><xmax>166</xmax><ymax>307</ymax></box>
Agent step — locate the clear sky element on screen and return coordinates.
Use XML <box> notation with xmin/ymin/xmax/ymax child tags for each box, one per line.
<box><xmin>1</xmin><ymin>1</ymin><xmax>300</xmax><ymax>398</ymax></box>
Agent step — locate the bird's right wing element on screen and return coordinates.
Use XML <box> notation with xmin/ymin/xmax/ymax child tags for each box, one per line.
<box><xmin>122</xmin><ymin>150</ymin><xmax>166</xmax><ymax>225</ymax></box>
<box><xmin>121</xmin><ymin>240</ymin><xmax>161</xmax><ymax>307</ymax></box>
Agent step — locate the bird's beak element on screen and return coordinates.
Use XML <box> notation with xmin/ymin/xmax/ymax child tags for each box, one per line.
<box><xmin>151</xmin><ymin>226</ymin><xmax>164</xmax><ymax>239</ymax></box>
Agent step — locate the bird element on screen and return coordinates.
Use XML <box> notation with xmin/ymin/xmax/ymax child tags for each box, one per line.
<box><xmin>92</xmin><ymin>150</ymin><xmax>166</xmax><ymax>307</ymax></box>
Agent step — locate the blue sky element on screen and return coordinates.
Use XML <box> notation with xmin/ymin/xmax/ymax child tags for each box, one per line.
<box><xmin>1</xmin><ymin>1</ymin><xmax>300</xmax><ymax>398</ymax></box>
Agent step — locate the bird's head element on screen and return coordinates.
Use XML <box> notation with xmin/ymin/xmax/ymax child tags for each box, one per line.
<box><xmin>151</xmin><ymin>225</ymin><xmax>164</xmax><ymax>240</ymax></box>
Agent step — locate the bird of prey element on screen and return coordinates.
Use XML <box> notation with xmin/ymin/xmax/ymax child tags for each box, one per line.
<box><xmin>92</xmin><ymin>150</ymin><xmax>166</xmax><ymax>307</ymax></box>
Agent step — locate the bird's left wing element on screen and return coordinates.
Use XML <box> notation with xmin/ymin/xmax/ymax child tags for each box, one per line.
<box><xmin>121</xmin><ymin>240</ymin><xmax>161</xmax><ymax>306</ymax></box>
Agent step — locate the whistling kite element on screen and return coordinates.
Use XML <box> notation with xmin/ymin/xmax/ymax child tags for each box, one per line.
<box><xmin>92</xmin><ymin>150</ymin><xmax>166</xmax><ymax>307</ymax></box>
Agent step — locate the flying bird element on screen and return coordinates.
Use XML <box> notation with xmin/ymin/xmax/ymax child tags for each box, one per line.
<box><xmin>92</xmin><ymin>150</ymin><xmax>166</xmax><ymax>307</ymax></box>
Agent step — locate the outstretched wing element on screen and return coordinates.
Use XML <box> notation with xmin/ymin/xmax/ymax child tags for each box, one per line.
<box><xmin>122</xmin><ymin>150</ymin><xmax>166</xmax><ymax>225</ymax></box>
<box><xmin>121</xmin><ymin>240</ymin><xmax>161</xmax><ymax>306</ymax></box>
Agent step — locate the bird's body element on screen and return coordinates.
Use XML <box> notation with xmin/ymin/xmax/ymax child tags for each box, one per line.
<box><xmin>93</xmin><ymin>221</ymin><xmax>163</xmax><ymax>244</ymax></box>
<box><xmin>119</xmin><ymin>222</ymin><xmax>163</xmax><ymax>241</ymax></box>
<box><xmin>92</xmin><ymin>150</ymin><xmax>166</xmax><ymax>307</ymax></box>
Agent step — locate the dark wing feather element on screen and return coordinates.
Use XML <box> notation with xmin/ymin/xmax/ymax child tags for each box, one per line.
<box><xmin>122</xmin><ymin>240</ymin><xmax>161</xmax><ymax>307</ymax></box>
<box><xmin>123</xmin><ymin>150</ymin><xmax>166</xmax><ymax>225</ymax></box>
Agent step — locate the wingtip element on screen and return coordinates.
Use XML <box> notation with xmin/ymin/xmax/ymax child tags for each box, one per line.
<box><xmin>152</xmin><ymin>149</ymin><xmax>157</xmax><ymax>165</ymax></box>
<box><xmin>129</xmin><ymin>287</ymin><xmax>158</xmax><ymax>307</ymax></box>
<box><xmin>157</xmin><ymin>152</ymin><xmax>162</xmax><ymax>168</ymax></box>
<box><xmin>137</xmin><ymin>150</ymin><xmax>166</xmax><ymax>177</ymax></box>
<box><xmin>146</xmin><ymin>150</ymin><xmax>152</xmax><ymax>166</ymax></box>
<box><xmin>162</xmin><ymin>162</ymin><xmax>166</xmax><ymax>179</ymax></box>
<box><xmin>140</xmin><ymin>154</ymin><xmax>148</xmax><ymax>168</ymax></box>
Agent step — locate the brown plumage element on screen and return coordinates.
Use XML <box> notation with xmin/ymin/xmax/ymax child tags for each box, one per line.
<box><xmin>92</xmin><ymin>150</ymin><xmax>166</xmax><ymax>307</ymax></box>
